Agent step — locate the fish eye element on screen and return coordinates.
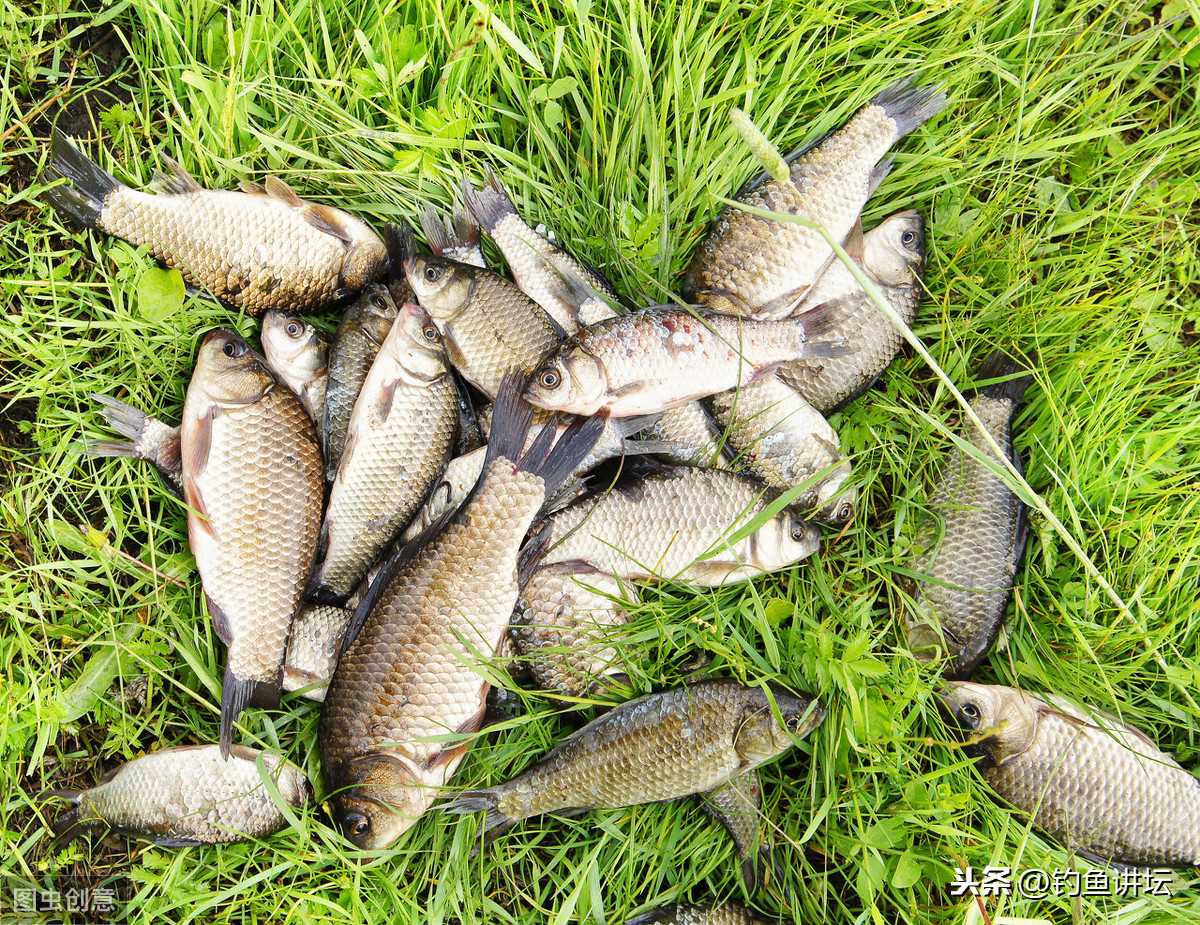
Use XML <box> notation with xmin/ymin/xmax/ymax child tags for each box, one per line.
<box><xmin>836</xmin><ymin>501</ymin><xmax>853</xmax><ymax>523</ymax></box>
<box><xmin>344</xmin><ymin>812</ymin><xmax>371</xmax><ymax>838</ymax></box>
<box><xmin>784</xmin><ymin>713</ymin><xmax>803</xmax><ymax>733</ymax></box>
<box><xmin>222</xmin><ymin>340</ymin><xmax>239</xmax><ymax>358</ymax></box>
<box><xmin>286</xmin><ymin>321</ymin><xmax>303</xmax><ymax>337</ymax></box>
<box><xmin>901</xmin><ymin>230</ymin><xmax>919</xmax><ymax>250</ymax></box>
<box><xmin>789</xmin><ymin>519</ymin><xmax>809</xmax><ymax>543</ymax></box>
<box><xmin>538</xmin><ymin>368</ymin><xmax>562</xmax><ymax>390</ymax></box>
<box><xmin>370</xmin><ymin>294</ymin><xmax>389</xmax><ymax>311</ymax></box>
<box><xmin>422</xmin><ymin>324</ymin><xmax>439</xmax><ymax>342</ymax></box>
<box><xmin>959</xmin><ymin>702</ymin><xmax>981</xmax><ymax>723</ymax></box>
<box><xmin>424</xmin><ymin>265</ymin><xmax>445</xmax><ymax>283</ymax></box>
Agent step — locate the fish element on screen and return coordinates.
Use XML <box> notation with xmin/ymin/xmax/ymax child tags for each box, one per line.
<box><xmin>261</xmin><ymin>310</ymin><xmax>330</xmax><ymax>430</ymax></box>
<box><xmin>318</xmin><ymin>371</ymin><xmax>605</xmax><ymax>849</ymax></box>
<box><xmin>644</xmin><ymin>402</ymin><xmax>732</xmax><ymax>467</ymax></box>
<box><xmin>524</xmin><ymin>304</ymin><xmax>844</xmax><ymax>417</ymax></box>
<box><xmin>310</xmin><ymin>301</ymin><xmax>459</xmax><ymax>601</ymax></box>
<box><xmin>533</xmin><ymin>465</ymin><xmax>821</xmax><ymax>586</ymax></box>
<box><xmin>46</xmin><ymin>744</ymin><xmax>311</xmax><ymax>846</ymax></box>
<box><xmin>683</xmin><ymin>77</ymin><xmax>947</xmax><ymax>319</ymax></box>
<box><xmin>419</xmin><ymin>203</ymin><xmax>488</xmax><ymax>268</ymax></box>
<box><xmin>903</xmin><ymin>349</ymin><xmax>1032</xmax><ymax>680</ymax></box>
<box><xmin>86</xmin><ymin>394</ymin><xmax>183</xmax><ymax>495</ymax></box>
<box><xmin>443</xmin><ymin>679</ymin><xmax>825</xmax><ymax>841</ymax></box>
<box><xmin>706</xmin><ymin>374</ymin><xmax>855</xmax><ymax>525</ymax></box>
<box><xmin>510</xmin><ymin>564</ymin><xmax>638</xmax><ymax>698</ymax></box>
<box><xmin>938</xmin><ymin>682</ymin><xmax>1200</xmax><ymax>868</ymax></box>
<box><xmin>46</xmin><ymin>132</ymin><xmax>386</xmax><ymax>315</ymax></box>
<box><xmin>462</xmin><ymin>167</ymin><xmax>618</xmax><ymax>332</ymax></box>
<box><xmin>282</xmin><ymin>603</ymin><xmax>352</xmax><ymax>701</ymax></box>
<box><xmin>322</xmin><ymin>283</ymin><xmax>400</xmax><ymax>481</ymax></box>
<box><xmin>181</xmin><ymin>328</ymin><xmax>324</xmax><ymax>756</ymax></box>
<box><xmin>404</xmin><ymin>254</ymin><xmax>565</xmax><ymax>399</ymax></box>
<box><xmin>776</xmin><ymin>210</ymin><xmax>927</xmax><ymax>413</ymax></box>
<box><xmin>695</xmin><ymin>769</ymin><xmax>779</xmax><ymax>893</ymax></box>
<box><xmin>626</xmin><ymin>903</ymin><xmax>774</xmax><ymax>925</ymax></box>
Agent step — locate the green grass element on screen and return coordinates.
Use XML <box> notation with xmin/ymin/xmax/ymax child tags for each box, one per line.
<box><xmin>2</xmin><ymin>0</ymin><xmax>1199</xmax><ymax>922</ymax></box>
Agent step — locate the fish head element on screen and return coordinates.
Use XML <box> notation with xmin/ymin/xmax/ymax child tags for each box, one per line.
<box><xmin>863</xmin><ymin>210</ymin><xmax>925</xmax><ymax>288</ymax></box>
<box><xmin>404</xmin><ymin>255</ymin><xmax>474</xmax><ymax>321</ymax></box>
<box><xmin>812</xmin><ymin>461</ymin><xmax>857</xmax><ymax>526</ymax></box>
<box><xmin>734</xmin><ymin>685</ymin><xmax>826</xmax><ymax>763</ymax></box>
<box><xmin>262</xmin><ymin>311</ymin><xmax>327</xmax><ymax>377</ymax></box>
<box><xmin>193</xmin><ymin>328</ymin><xmax>275</xmax><ymax>406</ymax></box>
<box><xmin>339</xmin><ymin>229</ymin><xmax>389</xmax><ymax>292</ymax></box>
<box><xmin>259</xmin><ymin>753</ymin><xmax>315</xmax><ymax>810</ymax></box>
<box><xmin>350</xmin><ymin>284</ymin><xmax>401</xmax><ymax>346</ymax></box>
<box><xmin>382</xmin><ymin>301</ymin><xmax>450</xmax><ymax>384</ymax></box>
<box><xmin>328</xmin><ymin>753</ymin><xmax>433</xmax><ymax>850</ymax></box>
<box><xmin>936</xmin><ymin>681</ymin><xmax>1039</xmax><ymax>766</ymax></box>
<box><xmin>524</xmin><ymin>349</ymin><xmax>609</xmax><ymax>415</ymax></box>
<box><xmin>748</xmin><ymin>509</ymin><xmax>821</xmax><ymax>573</ymax></box>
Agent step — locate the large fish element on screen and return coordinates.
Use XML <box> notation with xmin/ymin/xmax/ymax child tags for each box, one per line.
<box><xmin>443</xmin><ymin>680</ymin><xmax>825</xmax><ymax>840</ymax></box>
<box><xmin>683</xmin><ymin>78</ymin><xmax>946</xmax><ymax>319</ymax></box>
<box><xmin>181</xmin><ymin>329</ymin><xmax>324</xmax><ymax>756</ymax></box>
<box><xmin>534</xmin><ymin>465</ymin><xmax>821</xmax><ymax>585</ymax></box>
<box><xmin>46</xmin><ymin>132</ymin><xmax>386</xmax><ymax>315</ymax></box>
<box><xmin>46</xmin><ymin>745</ymin><xmax>310</xmax><ymax>845</ymax></box>
<box><xmin>524</xmin><ymin>305</ymin><xmax>843</xmax><ymax>417</ymax></box>
<box><xmin>626</xmin><ymin>903</ymin><xmax>774</xmax><ymax>925</ymax></box>
<box><xmin>405</xmin><ymin>254</ymin><xmax>564</xmax><ymax>398</ymax></box>
<box><xmin>310</xmin><ymin>301</ymin><xmax>459</xmax><ymax>600</ymax></box>
<box><xmin>318</xmin><ymin>372</ymin><xmax>604</xmax><ymax>849</ymax></box>
<box><xmin>261</xmin><ymin>310</ymin><xmax>330</xmax><ymax>430</ymax></box>
<box><xmin>903</xmin><ymin>350</ymin><xmax>1031</xmax><ymax>679</ymax></box>
<box><xmin>776</xmin><ymin>210</ymin><xmax>927</xmax><ymax>413</ymax></box>
<box><xmin>86</xmin><ymin>394</ymin><xmax>184</xmax><ymax>495</ymax></box>
<box><xmin>939</xmin><ymin>682</ymin><xmax>1200</xmax><ymax>868</ymax></box>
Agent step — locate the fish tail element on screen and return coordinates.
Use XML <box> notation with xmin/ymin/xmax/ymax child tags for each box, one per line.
<box><xmin>384</xmin><ymin>221</ymin><xmax>416</xmax><ymax>287</ymax></box>
<box><xmin>870</xmin><ymin>77</ymin><xmax>950</xmax><ymax>140</ymax></box>
<box><xmin>89</xmin><ymin>393</ymin><xmax>149</xmax><ymax>441</ymax></box>
<box><xmin>442</xmin><ymin>790</ymin><xmax>516</xmax><ymax>842</ymax></box>
<box><xmin>49</xmin><ymin>806</ymin><xmax>91</xmax><ymax>847</ymax></box>
<box><xmin>47</xmin><ymin>131</ymin><xmax>122</xmax><ymax>229</ymax></box>
<box><xmin>741</xmin><ymin>841</ymin><xmax>784</xmax><ymax>895</ymax></box>
<box><xmin>419</xmin><ymin>204</ymin><xmax>480</xmax><ymax>257</ymax></box>
<box><xmin>482</xmin><ymin>370</ymin><xmax>537</xmax><ymax>467</ymax></box>
<box><xmin>518</xmin><ymin>412</ymin><xmax>606</xmax><ymax>496</ymax></box>
<box><xmin>461</xmin><ymin>166</ymin><xmax>518</xmax><ymax>234</ymax></box>
<box><xmin>867</xmin><ymin>156</ymin><xmax>895</xmax><ymax>198</ymax></box>
<box><xmin>973</xmin><ymin>348</ymin><xmax>1034</xmax><ymax>405</ymax></box>
<box><xmin>219</xmin><ymin>668</ymin><xmax>280</xmax><ymax>759</ymax></box>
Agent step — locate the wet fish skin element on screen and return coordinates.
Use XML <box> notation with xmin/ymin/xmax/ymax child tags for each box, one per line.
<box><xmin>312</xmin><ymin>301</ymin><xmax>459</xmax><ymax>600</ymax></box>
<box><xmin>535</xmin><ymin>465</ymin><xmax>821</xmax><ymax>586</ymax></box>
<box><xmin>904</xmin><ymin>350</ymin><xmax>1031</xmax><ymax>679</ymax></box>
<box><xmin>939</xmin><ymin>682</ymin><xmax>1200</xmax><ymax>868</ymax></box>
<box><xmin>776</xmin><ymin>210</ymin><xmax>926</xmax><ymax>413</ymax></box>
<box><xmin>645</xmin><ymin>402</ymin><xmax>732</xmax><ymax>467</ymax></box>
<box><xmin>181</xmin><ymin>328</ymin><xmax>324</xmax><ymax>756</ymax></box>
<box><xmin>626</xmin><ymin>903</ymin><xmax>774</xmax><ymax>925</ymax></box>
<box><xmin>86</xmin><ymin>394</ymin><xmax>183</xmax><ymax>494</ymax></box>
<box><xmin>283</xmin><ymin>603</ymin><xmax>353</xmax><ymax>701</ymax></box>
<box><xmin>261</xmin><ymin>310</ymin><xmax>330</xmax><ymax>431</ymax></box>
<box><xmin>319</xmin><ymin>373</ymin><xmax>604</xmax><ymax>850</ymax></box>
<box><xmin>323</xmin><ymin>283</ymin><xmax>400</xmax><ymax>481</ymax></box>
<box><xmin>404</xmin><ymin>254</ymin><xmax>564</xmax><ymax>399</ymax></box>
<box><xmin>524</xmin><ymin>304</ymin><xmax>844</xmax><ymax>417</ymax></box>
<box><xmin>48</xmin><ymin>744</ymin><xmax>310</xmax><ymax>846</ymax></box>
<box><xmin>443</xmin><ymin>680</ymin><xmax>825</xmax><ymax>838</ymax></box>
<box><xmin>683</xmin><ymin>78</ymin><xmax>946</xmax><ymax>318</ymax></box>
<box><xmin>706</xmin><ymin>374</ymin><xmax>855</xmax><ymax>525</ymax></box>
<box><xmin>47</xmin><ymin>132</ymin><xmax>386</xmax><ymax>315</ymax></box>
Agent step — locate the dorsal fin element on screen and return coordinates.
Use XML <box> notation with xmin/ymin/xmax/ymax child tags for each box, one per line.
<box><xmin>264</xmin><ymin>176</ymin><xmax>304</xmax><ymax>206</ymax></box>
<box><xmin>151</xmin><ymin>156</ymin><xmax>203</xmax><ymax>195</ymax></box>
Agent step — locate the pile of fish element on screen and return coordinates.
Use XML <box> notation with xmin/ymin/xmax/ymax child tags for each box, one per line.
<box><xmin>39</xmin><ymin>68</ymin><xmax>1200</xmax><ymax>921</ymax></box>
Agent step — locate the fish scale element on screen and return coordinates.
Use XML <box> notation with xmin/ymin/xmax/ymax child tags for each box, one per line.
<box><xmin>627</xmin><ymin>904</ymin><xmax>773</xmax><ymax>925</ymax></box>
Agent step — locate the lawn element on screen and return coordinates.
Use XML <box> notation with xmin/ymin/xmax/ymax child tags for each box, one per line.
<box><xmin>1</xmin><ymin>0</ymin><xmax>1198</xmax><ymax>923</ymax></box>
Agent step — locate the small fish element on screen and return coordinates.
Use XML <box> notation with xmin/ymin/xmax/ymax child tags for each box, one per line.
<box><xmin>706</xmin><ymin>374</ymin><xmax>855</xmax><ymax>525</ymax></box>
<box><xmin>310</xmin><ymin>301</ymin><xmax>459</xmax><ymax>601</ymax></box>
<box><xmin>443</xmin><ymin>680</ymin><xmax>825</xmax><ymax>842</ymax></box>
<box><xmin>46</xmin><ymin>745</ymin><xmax>311</xmax><ymax>846</ymax></box>
<box><xmin>938</xmin><ymin>682</ymin><xmax>1200</xmax><ymax>868</ymax></box>
<box><xmin>524</xmin><ymin>304</ymin><xmax>844</xmax><ymax>417</ymax></box>
<box><xmin>683</xmin><ymin>78</ymin><xmax>946</xmax><ymax>318</ymax></box>
<box><xmin>46</xmin><ymin>132</ymin><xmax>386</xmax><ymax>315</ymax></box>
<box><xmin>283</xmin><ymin>603</ymin><xmax>353</xmax><ymax>701</ymax></box>
<box><xmin>86</xmin><ymin>394</ymin><xmax>183</xmax><ymax>494</ymax></box>
<box><xmin>626</xmin><ymin>903</ymin><xmax>774</xmax><ymax>925</ymax></box>
<box><xmin>181</xmin><ymin>329</ymin><xmax>324</xmax><ymax>756</ymax></box>
<box><xmin>463</xmin><ymin>167</ymin><xmax>618</xmax><ymax>332</ymax></box>
<box><xmin>318</xmin><ymin>372</ymin><xmax>605</xmax><ymax>849</ymax></box>
<box><xmin>511</xmin><ymin>565</ymin><xmax>638</xmax><ymax>698</ymax></box>
<box><xmin>405</xmin><ymin>254</ymin><xmax>565</xmax><ymax>399</ymax></box>
<box><xmin>904</xmin><ymin>350</ymin><xmax>1032</xmax><ymax>679</ymax></box>
<box><xmin>695</xmin><ymin>769</ymin><xmax>779</xmax><ymax>893</ymax></box>
<box><xmin>261</xmin><ymin>310</ymin><xmax>330</xmax><ymax>430</ymax></box>
<box><xmin>322</xmin><ymin>283</ymin><xmax>400</xmax><ymax>481</ymax></box>
<box><xmin>644</xmin><ymin>402</ymin><xmax>732</xmax><ymax>467</ymax></box>
<box><xmin>419</xmin><ymin>203</ymin><xmax>487</xmax><ymax>268</ymax></box>
<box><xmin>534</xmin><ymin>465</ymin><xmax>821</xmax><ymax>586</ymax></box>
<box><xmin>776</xmin><ymin>210</ymin><xmax>927</xmax><ymax>413</ymax></box>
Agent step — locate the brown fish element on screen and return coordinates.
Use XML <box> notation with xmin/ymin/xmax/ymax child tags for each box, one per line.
<box><xmin>626</xmin><ymin>903</ymin><xmax>774</xmax><ymax>925</ymax></box>
<box><xmin>261</xmin><ymin>310</ymin><xmax>330</xmax><ymax>430</ymax></box>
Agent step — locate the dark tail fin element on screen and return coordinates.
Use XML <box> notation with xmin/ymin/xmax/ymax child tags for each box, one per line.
<box><xmin>384</xmin><ymin>221</ymin><xmax>415</xmax><ymax>287</ymax></box>
<box><xmin>516</xmin><ymin>412</ymin><xmax>606</xmax><ymax>497</ymax></box>
<box><xmin>461</xmin><ymin>166</ymin><xmax>517</xmax><ymax>234</ymax></box>
<box><xmin>419</xmin><ymin>204</ymin><xmax>480</xmax><ymax>259</ymax></box>
<box><xmin>219</xmin><ymin>669</ymin><xmax>280</xmax><ymax>759</ymax></box>
<box><xmin>49</xmin><ymin>806</ymin><xmax>91</xmax><ymax>847</ymax></box>
<box><xmin>481</xmin><ymin>370</ymin><xmax>536</xmax><ymax>468</ymax></box>
<box><xmin>441</xmin><ymin>789</ymin><xmax>516</xmax><ymax>844</ymax></box>
<box><xmin>870</xmin><ymin>77</ymin><xmax>950</xmax><ymax>140</ymax></box>
<box><xmin>46</xmin><ymin>131</ymin><xmax>122</xmax><ymax>229</ymax></box>
<box><xmin>973</xmin><ymin>348</ymin><xmax>1034</xmax><ymax>406</ymax></box>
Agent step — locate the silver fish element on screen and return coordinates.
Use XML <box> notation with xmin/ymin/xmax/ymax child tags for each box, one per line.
<box><xmin>283</xmin><ymin>603</ymin><xmax>353</xmax><ymax>701</ymax></box>
<box><xmin>261</xmin><ymin>310</ymin><xmax>329</xmax><ymax>430</ymax></box>
<box><xmin>86</xmin><ymin>394</ymin><xmax>183</xmax><ymax>494</ymax></box>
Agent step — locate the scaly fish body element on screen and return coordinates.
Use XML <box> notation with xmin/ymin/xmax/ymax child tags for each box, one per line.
<box><xmin>47</xmin><ymin>133</ymin><xmax>385</xmax><ymax>315</ymax></box>
<box><xmin>283</xmin><ymin>603</ymin><xmax>353</xmax><ymax>701</ymax></box>
<box><xmin>536</xmin><ymin>466</ymin><xmax>820</xmax><ymax>585</ymax></box>
<box><xmin>444</xmin><ymin>680</ymin><xmax>824</xmax><ymax>837</ymax></box>
<box><xmin>646</xmin><ymin>402</ymin><xmax>732</xmax><ymax>467</ymax></box>
<box><xmin>626</xmin><ymin>904</ymin><xmax>773</xmax><ymax>925</ymax></box>
<box><xmin>904</xmin><ymin>350</ymin><xmax>1031</xmax><ymax>679</ymax></box>
<box><xmin>405</xmin><ymin>255</ymin><xmax>564</xmax><ymax>399</ymax></box>
<box><xmin>261</xmin><ymin>310</ymin><xmax>330</xmax><ymax>431</ymax></box>
<box><xmin>322</xmin><ymin>284</ymin><xmax>400</xmax><ymax>480</ymax></box>
<box><xmin>48</xmin><ymin>745</ymin><xmax>310</xmax><ymax>845</ymax></box>
<box><xmin>683</xmin><ymin>79</ymin><xmax>946</xmax><ymax>318</ymax></box>
<box><xmin>939</xmin><ymin>682</ymin><xmax>1200</xmax><ymax>868</ymax></box>
<box><xmin>524</xmin><ymin>305</ymin><xmax>842</xmax><ymax>417</ymax></box>
<box><xmin>318</xmin><ymin>374</ymin><xmax>604</xmax><ymax>849</ymax></box>
<box><xmin>706</xmin><ymin>374</ymin><xmax>855</xmax><ymax>525</ymax></box>
<box><xmin>776</xmin><ymin>210</ymin><xmax>926</xmax><ymax>412</ymax></box>
<box><xmin>181</xmin><ymin>329</ymin><xmax>324</xmax><ymax>755</ymax></box>
<box><xmin>86</xmin><ymin>394</ymin><xmax>183</xmax><ymax>494</ymax></box>
<box><xmin>312</xmin><ymin>302</ymin><xmax>458</xmax><ymax>599</ymax></box>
